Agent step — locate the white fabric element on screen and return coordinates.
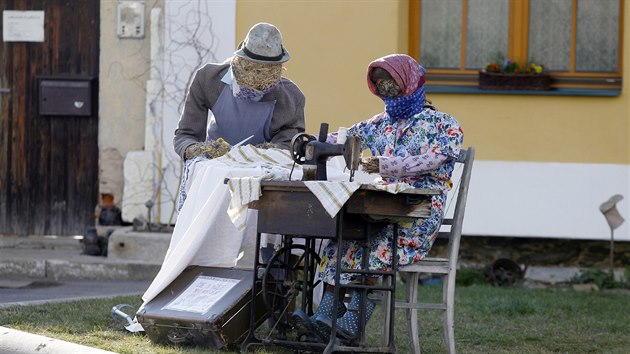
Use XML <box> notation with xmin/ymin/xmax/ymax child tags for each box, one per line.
<box><xmin>303</xmin><ymin>180</ymin><xmax>362</xmax><ymax>217</ymax></box>
<box><xmin>370</xmin><ymin>180</ymin><xmax>416</xmax><ymax>194</ymax></box>
<box><xmin>142</xmin><ymin>160</ymin><xmax>260</xmax><ymax>304</ymax></box>
<box><xmin>227</xmin><ymin>174</ymin><xmax>264</xmax><ymax>230</ymax></box>
<box><xmin>141</xmin><ymin>145</ymin><xmax>419</xmax><ymax>306</ymax></box>
<box><xmin>141</xmin><ymin>146</ymin><xmax>350</xmax><ymax>305</ymax></box>
<box><xmin>225</xmin><ymin>145</ymin><xmax>295</xmax><ymax>230</ymax></box>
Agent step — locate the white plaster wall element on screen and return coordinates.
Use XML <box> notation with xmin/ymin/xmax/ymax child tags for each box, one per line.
<box><xmin>460</xmin><ymin>161</ymin><xmax>629</xmax><ymax>241</ymax></box>
<box><xmin>99</xmin><ymin>0</ymin><xmax>160</xmax><ymax>207</ymax></box>
<box><xmin>157</xmin><ymin>0</ymin><xmax>236</xmax><ymax>224</ymax></box>
<box><xmin>99</xmin><ymin>0</ymin><xmax>235</xmax><ymax>222</ymax></box>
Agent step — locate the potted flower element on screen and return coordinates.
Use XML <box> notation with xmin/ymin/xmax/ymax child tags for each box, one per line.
<box><xmin>479</xmin><ymin>57</ymin><xmax>551</xmax><ymax>90</ymax></box>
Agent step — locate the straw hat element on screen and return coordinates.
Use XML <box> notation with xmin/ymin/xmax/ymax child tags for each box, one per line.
<box><xmin>234</xmin><ymin>23</ymin><xmax>290</xmax><ymax>64</ymax></box>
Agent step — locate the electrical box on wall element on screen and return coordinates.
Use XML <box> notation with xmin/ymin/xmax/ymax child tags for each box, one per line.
<box><xmin>39</xmin><ymin>77</ymin><xmax>95</xmax><ymax>116</ymax></box>
<box><xmin>116</xmin><ymin>0</ymin><xmax>145</xmax><ymax>38</ymax></box>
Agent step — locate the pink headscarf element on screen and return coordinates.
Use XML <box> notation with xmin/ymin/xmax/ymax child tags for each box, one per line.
<box><xmin>366</xmin><ymin>54</ymin><xmax>425</xmax><ymax>97</ymax></box>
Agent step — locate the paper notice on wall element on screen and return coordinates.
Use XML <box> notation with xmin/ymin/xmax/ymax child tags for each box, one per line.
<box><xmin>162</xmin><ymin>275</ymin><xmax>240</xmax><ymax>314</ymax></box>
<box><xmin>3</xmin><ymin>11</ymin><xmax>45</xmax><ymax>42</ymax></box>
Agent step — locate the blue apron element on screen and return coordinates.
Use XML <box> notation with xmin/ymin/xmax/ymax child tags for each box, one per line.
<box><xmin>206</xmin><ymin>85</ymin><xmax>275</xmax><ymax>146</ymax></box>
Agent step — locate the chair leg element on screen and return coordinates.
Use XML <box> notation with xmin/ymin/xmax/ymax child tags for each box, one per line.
<box><xmin>381</xmin><ymin>276</ymin><xmax>392</xmax><ymax>347</ymax></box>
<box><xmin>406</xmin><ymin>272</ymin><xmax>421</xmax><ymax>354</ymax></box>
<box><xmin>443</xmin><ymin>273</ymin><xmax>456</xmax><ymax>354</ymax></box>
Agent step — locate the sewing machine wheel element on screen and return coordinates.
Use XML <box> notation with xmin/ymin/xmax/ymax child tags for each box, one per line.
<box><xmin>289</xmin><ymin>133</ymin><xmax>315</xmax><ymax>165</ymax></box>
<box><xmin>261</xmin><ymin>244</ymin><xmax>322</xmax><ymax>328</ymax></box>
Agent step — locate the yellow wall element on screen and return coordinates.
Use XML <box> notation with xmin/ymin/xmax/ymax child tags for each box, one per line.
<box><xmin>237</xmin><ymin>1</ymin><xmax>404</xmax><ymax>132</ymax></box>
<box><xmin>238</xmin><ymin>0</ymin><xmax>629</xmax><ymax>165</ymax></box>
<box><xmin>435</xmin><ymin>94</ymin><xmax>628</xmax><ymax>163</ymax></box>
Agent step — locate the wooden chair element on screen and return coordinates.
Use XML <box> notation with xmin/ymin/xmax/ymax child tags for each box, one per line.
<box><xmin>383</xmin><ymin>147</ymin><xmax>475</xmax><ymax>354</ymax></box>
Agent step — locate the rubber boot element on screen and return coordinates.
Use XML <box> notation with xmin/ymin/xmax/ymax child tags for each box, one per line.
<box><xmin>292</xmin><ymin>290</ymin><xmax>345</xmax><ymax>341</ymax></box>
<box><xmin>317</xmin><ymin>290</ymin><xmax>376</xmax><ymax>341</ymax></box>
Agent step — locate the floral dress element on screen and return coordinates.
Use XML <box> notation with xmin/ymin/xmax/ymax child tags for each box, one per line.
<box><xmin>317</xmin><ymin>107</ymin><xmax>464</xmax><ymax>285</ymax></box>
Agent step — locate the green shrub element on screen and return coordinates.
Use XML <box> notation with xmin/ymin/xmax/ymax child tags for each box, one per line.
<box><xmin>569</xmin><ymin>268</ymin><xmax>628</xmax><ymax>289</ymax></box>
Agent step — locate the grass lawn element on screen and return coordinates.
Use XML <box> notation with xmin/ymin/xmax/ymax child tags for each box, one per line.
<box><xmin>1</xmin><ymin>282</ymin><xmax>629</xmax><ymax>353</ymax></box>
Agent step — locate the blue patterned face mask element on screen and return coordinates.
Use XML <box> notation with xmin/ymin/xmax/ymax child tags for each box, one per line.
<box><xmin>232</xmin><ymin>79</ymin><xmax>276</xmax><ymax>101</ymax></box>
<box><xmin>383</xmin><ymin>85</ymin><xmax>426</xmax><ymax>120</ymax></box>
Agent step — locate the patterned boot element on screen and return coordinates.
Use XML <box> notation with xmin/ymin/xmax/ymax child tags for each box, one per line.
<box><xmin>316</xmin><ymin>290</ymin><xmax>376</xmax><ymax>341</ymax></box>
<box><xmin>292</xmin><ymin>290</ymin><xmax>346</xmax><ymax>341</ymax></box>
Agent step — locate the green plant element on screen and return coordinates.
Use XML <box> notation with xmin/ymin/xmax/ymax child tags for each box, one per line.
<box><xmin>483</xmin><ymin>54</ymin><xmax>545</xmax><ymax>75</ymax></box>
<box><xmin>569</xmin><ymin>268</ymin><xmax>628</xmax><ymax>289</ymax></box>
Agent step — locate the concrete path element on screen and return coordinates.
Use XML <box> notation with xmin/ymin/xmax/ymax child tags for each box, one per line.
<box><xmin>0</xmin><ymin>326</ymin><xmax>116</xmax><ymax>354</ymax></box>
<box><xmin>0</xmin><ymin>278</ymin><xmax>151</xmax><ymax>308</ymax></box>
<box><xmin>0</xmin><ymin>233</ymin><xmax>163</xmax><ymax>354</ymax></box>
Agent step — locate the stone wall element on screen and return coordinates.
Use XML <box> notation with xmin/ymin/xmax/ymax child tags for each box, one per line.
<box><xmin>431</xmin><ymin>236</ymin><xmax>630</xmax><ymax>269</ymax></box>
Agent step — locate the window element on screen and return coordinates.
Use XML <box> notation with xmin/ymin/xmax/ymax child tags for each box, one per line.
<box><xmin>409</xmin><ymin>0</ymin><xmax>624</xmax><ymax>93</ymax></box>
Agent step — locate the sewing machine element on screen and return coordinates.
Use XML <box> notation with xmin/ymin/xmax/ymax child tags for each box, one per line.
<box><xmin>242</xmin><ymin>181</ymin><xmax>438</xmax><ymax>353</ymax></box>
<box><xmin>289</xmin><ymin>123</ymin><xmax>361</xmax><ymax>181</ymax></box>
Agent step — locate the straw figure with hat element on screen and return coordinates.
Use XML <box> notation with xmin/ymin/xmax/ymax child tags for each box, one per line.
<box><xmin>174</xmin><ymin>22</ymin><xmax>305</xmax><ymax>160</ymax></box>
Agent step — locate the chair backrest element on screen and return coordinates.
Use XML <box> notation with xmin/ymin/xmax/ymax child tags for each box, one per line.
<box><xmin>440</xmin><ymin>147</ymin><xmax>475</xmax><ymax>265</ymax></box>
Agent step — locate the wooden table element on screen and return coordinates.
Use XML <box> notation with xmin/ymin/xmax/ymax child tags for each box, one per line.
<box><xmin>251</xmin><ymin>181</ymin><xmax>438</xmax><ymax>238</ymax></box>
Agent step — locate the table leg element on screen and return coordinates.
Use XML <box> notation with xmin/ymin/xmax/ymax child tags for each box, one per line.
<box><xmin>240</xmin><ymin>232</ymin><xmax>264</xmax><ymax>352</ymax></box>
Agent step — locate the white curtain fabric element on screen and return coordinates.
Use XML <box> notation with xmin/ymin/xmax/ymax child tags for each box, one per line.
<box><xmin>465</xmin><ymin>0</ymin><xmax>509</xmax><ymax>69</ymax></box>
<box><xmin>575</xmin><ymin>0</ymin><xmax>620</xmax><ymax>72</ymax></box>
<box><xmin>529</xmin><ymin>0</ymin><xmax>572</xmax><ymax>71</ymax></box>
<box><xmin>420</xmin><ymin>0</ymin><xmax>463</xmax><ymax>68</ymax></box>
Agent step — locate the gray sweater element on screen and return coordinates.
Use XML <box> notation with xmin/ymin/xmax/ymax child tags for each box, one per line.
<box><xmin>173</xmin><ymin>62</ymin><xmax>306</xmax><ymax>159</ymax></box>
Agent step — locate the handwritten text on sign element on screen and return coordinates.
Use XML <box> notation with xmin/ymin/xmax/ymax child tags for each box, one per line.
<box><xmin>3</xmin><ymin>11</ymin><xmax>45</xmax><ymax>42</ymax></box>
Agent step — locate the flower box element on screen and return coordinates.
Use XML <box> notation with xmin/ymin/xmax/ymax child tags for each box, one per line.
<box><xmin>479</xmin><ymin>70</ymin><xmax>552</xmax><ymax>91</ymax></box>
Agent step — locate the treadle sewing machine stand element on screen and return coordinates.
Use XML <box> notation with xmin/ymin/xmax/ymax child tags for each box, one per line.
<box><xmin>240</xmin><ymin>181</ymin><xmax>438</xmax><ymax>353</ymax></box>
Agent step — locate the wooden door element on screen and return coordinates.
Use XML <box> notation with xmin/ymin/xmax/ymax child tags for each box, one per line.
<box><xmin>0</xmin><ymin>0</ymin><xmax>99</xmax><ymax>235</ymax></box>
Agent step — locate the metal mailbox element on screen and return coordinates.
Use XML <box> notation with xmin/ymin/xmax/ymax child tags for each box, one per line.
<box><xmin>39</xmin><ymin>77</ymin><xmax>94</xmax><ymax>116</ymax></box>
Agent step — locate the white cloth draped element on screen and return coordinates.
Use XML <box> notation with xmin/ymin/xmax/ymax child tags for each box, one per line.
<box><xmin>142</xmin><ymin>147</ymin><xmax>349</xmax><ymax>305</ymax></box>
<box><xmin>303</xmin><ymin>180</ymin><xmax>362</xmax><ymax>217</ymax></box>
<box><xmin>141</xmin><ymin>147</ymin><xmax>416</xmax><ymax>306</ymax></box>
